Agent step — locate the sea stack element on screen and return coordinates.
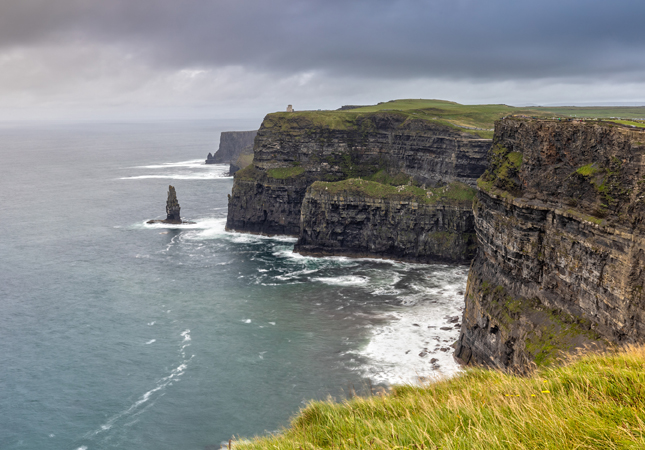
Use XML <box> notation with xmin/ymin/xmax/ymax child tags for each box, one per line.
<box><xmin>147</xmin><ymin>185</ymin><xmax>195</xmax><ymax>224</ymax></box>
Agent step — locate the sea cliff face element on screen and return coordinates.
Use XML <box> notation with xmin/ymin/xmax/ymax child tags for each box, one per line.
<box><xmin>206</xmin><ymin>130</ymin><xmax>257</xmax><ymax>164</ymax></box>
<box><xmin>456</xmin><ymin>118</ymin><xmax>645</xmax><ymax>369</ymax></box>
<box><xmin>226</xmin><ymin>111</ymin><xmax>490</xmax><ymax>236</ymax></box>
<box><xmin>295</xmin><ymin>180</ymin><xmax>477</xmax><ymax>263</ymax></box>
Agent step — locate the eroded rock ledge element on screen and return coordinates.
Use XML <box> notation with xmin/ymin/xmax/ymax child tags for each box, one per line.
<box><xmin>226</xmin><ymin>111</ymin><xmax>490</xmax><ymax>237</ymax></box>
<box><xmin>456</xmin><ymin>118</ymin><xmax>645</xmax><ymax>370</ymax></box>
<box><xmin>295</xmin><ymin>179</ymin><xmax>477</xmax><ymax>263</ymax></box>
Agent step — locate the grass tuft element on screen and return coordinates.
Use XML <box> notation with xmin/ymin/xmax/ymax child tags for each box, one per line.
<box><xmin>576</xmin><ymin>163</ymin><xmax>599</xmax><ymax>177</ymax></box>
<box><xmin>267</xmin><ymin>166</ymin><xmax>306</xmax><ymax>179</ymax></box>
<box><xmin>236</xmin><ymin>345</ymin><xmax>645</xmax><ymax>449</ymax></box>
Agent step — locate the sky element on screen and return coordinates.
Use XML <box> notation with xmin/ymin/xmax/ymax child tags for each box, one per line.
<box><xmin>1</xmin><ymin>0</ymin><xmax>644</xmax><ymax>121</ymax></box>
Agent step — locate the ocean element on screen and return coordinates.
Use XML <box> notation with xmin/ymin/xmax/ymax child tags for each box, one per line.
<box><xmin>0</xmin><ymin>120</ymin><xmax>467</xmax><ymax>450</ymax></box>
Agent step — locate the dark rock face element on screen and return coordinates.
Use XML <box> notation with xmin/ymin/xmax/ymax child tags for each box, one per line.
<box><xmin>226</xmin><ymin>112</ymin><xmax>490</xmax><ymax>236</ymax></box>
<box><xmin>295</xmin><ymin>182</ymin><xmax>477</xmax><ymax>263</ymax></box>
<box><xmin>455</xmin><ymin>118</ymin><xmax>645</xmax><ymax>370</ymax></box>
<box><xmin>147</xmin><ymin>185</ymin><xmax>195</xmax><ymax>224</ymax></box>
<box><xmin>206</xmin><ymin>131</ymin><xmax>257</xmax><ymax>164</ymax></box>
<box><xmin>165</xmin><ymin>185</ymin><xmax>181</xmax><ymax>222</ymax></box>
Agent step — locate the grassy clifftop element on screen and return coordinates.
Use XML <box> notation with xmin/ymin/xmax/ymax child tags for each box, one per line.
<box><xmin>263</xmin><ymin>100</ymin><xmax>645</xmax><ymax>140</ymax></box>
<box><xmin>236</xmin><ymin>346</ymin><xmax>645</xmax><ymax>449</ymax></box>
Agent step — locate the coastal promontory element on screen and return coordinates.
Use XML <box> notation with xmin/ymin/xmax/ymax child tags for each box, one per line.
<box><xmin>456</xmin><ymin>117</ymin><xmax>645</xmax><ymax>369</ymax></box>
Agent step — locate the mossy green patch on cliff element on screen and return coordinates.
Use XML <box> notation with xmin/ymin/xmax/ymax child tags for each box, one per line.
<box><xmin>235</xmin><ymin>153</ymin><xmax>253</xmax><ymax>170</ymax></box>
<box><xmin>234</xmin><ymin>164</ymin><xmax>261</xmax><ymax>181</ymax></box>
<box><xmin>477</xmin><ymin>144</ymin><xmax>523</xmax><ymax>196</ymax></box>
<box><xmin>311</xmin><ymin>179</ymin><xmax>476</xmax><ymax>207</ymax></box>
<box><xmin>267</xmin><ymin>166</ymin><xmax>306</xmax><ymax>179</ymax></box>
<box><xmin>472</xmin><ymin>275</ymin><xmax>605</xmax><ymax>367</ymax></box>
<box><xmin>237</xmin><ymin>346</ymin><xmax>645</xmax><ymax>450</ymax></box>
<box><xmin>364</xmin><ymin>169</ymin><xmax>412</xmax><ymax>186</ymax></box>
<box><xmin>576</xmin><ymin>163</ymin><xmax>599</xmax><ymax>177</ymax></box>
<box><xmin>572</xmin><ymin>157</ymin><xmax>628</xmax><ymax>212</ymax></box>
<box><xmin>525</xmin><ymin>308</ymin><xmax>602</xmax><ymax>367</ymax></box>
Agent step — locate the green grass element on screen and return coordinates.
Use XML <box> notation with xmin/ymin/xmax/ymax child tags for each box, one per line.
<box><xmin>235</xmin><ymin>153</ymin><xmax>254</xmax><ymax>170</ymax></box>
<box><xmin>477</xmin><ymin>145</ymin><xmax>523</xmax><ymax>196</ymax></box>
<box><xmin>267</xmin><ymin>166</ymin><xmax>306</xmax><ymax>179</ymax></box>
<box><xmin>610</xmin><ymin>120</ymin><xmax>645</xmax><ymax>128</ymax></box>
<box><xmin>263</xmin><ymin>100</ymin><xmax>645</xmax><ymax>140</ymax></box>
<box><xmin>236</xmin><ymin>345</ymin><xmax>645</xmax><ymax>450</ymax></box>
<box><xmin>235</xmin><ymin>164</ymin><xmax>260</xmax><ymax>180</ymax></box>
<box><xmin>364</xmin><ymin>170</ymin><xmax>412</xmax><ymax>186</ymax></box>
<box><xmin>576</xmin><ymin>163</ymin><xmax>599</xmax><ymax>177</ymax></box>
<box><xmin>311</xmin><ymin>179</ymin><xmax>476</xmax><ymax>207</ymax></box>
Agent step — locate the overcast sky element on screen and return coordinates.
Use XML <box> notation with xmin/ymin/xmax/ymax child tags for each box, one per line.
<box><xmin>1</xmin><ymin>0</ymin><xmax>644</xmax><ymax>120</ymax></box>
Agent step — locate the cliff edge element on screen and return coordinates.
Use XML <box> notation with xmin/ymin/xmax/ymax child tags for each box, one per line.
<box><xmin>206</xmin><ymin>130</ymin><xmax>257</xmax><ymax>165</ymax></box>
<box><xmin>295</xmin><ymin>179</ymin><xmax>477</xmax><ymax>263</ymax></box>
<box><xmin>226</xmin><ymin>110</ymin><xmax>490</xmax><ymax>237</ymax></box>
<box><xmin>456</xmin><ymin>118</ymin><xmax>645</xmax><ymax>369</ymax></box>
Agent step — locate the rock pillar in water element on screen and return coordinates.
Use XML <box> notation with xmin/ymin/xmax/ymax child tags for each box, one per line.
<box><xmin>147</xmin><ymin>185</ymin><xmax>194</xmax><ymax>224</ymax></box>
<box><xmin>165</xmin><ymin>185</ymin><xmax>181</xmax><ymax>223</ymax></box>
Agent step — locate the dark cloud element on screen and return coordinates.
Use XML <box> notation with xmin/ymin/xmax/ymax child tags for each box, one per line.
<box><xmin>1</xmin><ymin>0</ymin><xmax>644</xmax><ymax>80</ymax></box>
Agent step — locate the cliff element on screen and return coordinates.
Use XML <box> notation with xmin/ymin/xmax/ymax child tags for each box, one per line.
<box><xmin>295</xmin><ymin>179</ymin><xmax>477</xmax><ymax>263</ymax></box>
<box><xmin>206</xmin><ymin>130</ymin><xmax>257</xmax><ymax>164</ymax></box>
<box><xmin>455</xmin><ymin>118</ymin><xmax>645</xmax><ymax>369</ymax></box>
<box><xmin>228</xmin><ymin>150</ymin><xmax>254</xmax><ymax>175</ymax></box>
<box><xmin>226</xmin><ymin>111</ymin><xmax>490</xmax><ymax>236</ymax></box>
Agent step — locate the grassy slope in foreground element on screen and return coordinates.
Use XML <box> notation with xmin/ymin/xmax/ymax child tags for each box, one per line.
<box><xmin>237</xmin><ymin>346</ymin><xmax>645</xmax><ymax>449</ymax></box>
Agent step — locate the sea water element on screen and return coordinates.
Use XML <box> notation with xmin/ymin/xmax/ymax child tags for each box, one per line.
<box><xmin>0</xmin><ymin>120</ymin><xmax>467</xmax><ymax>450</ymax></box>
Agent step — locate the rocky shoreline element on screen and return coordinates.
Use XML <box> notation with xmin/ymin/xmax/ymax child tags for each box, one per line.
<box><xmin>222</xmin><ymin>104</ymin><xmax>645</xmax><ymax>370</ymax></box>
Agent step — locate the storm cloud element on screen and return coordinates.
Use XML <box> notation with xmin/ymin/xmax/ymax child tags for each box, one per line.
<box><xmin>1</xmin><ymin>0</ymin><xmax>644</xmax><ymax>119</ymax></box>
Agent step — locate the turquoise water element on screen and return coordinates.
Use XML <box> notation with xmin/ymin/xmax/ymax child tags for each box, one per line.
<box><xmin>0</xmin><ymin>121</ymin><xmax>466</xmax><ymax>449</ymax></box>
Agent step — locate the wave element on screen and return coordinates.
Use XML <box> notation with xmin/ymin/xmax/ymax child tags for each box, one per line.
<box><xmin>120</xmin><ymin>159</ymin><xmax>232</xmax><ymax>180</ymax></box>
<box><xmin>139</xmin><ymin>217</ymin><xmax>227</xmax><ymax>231</ymax></box>
<box><xmin>355</xmin><ymin>266</ymin><xmax>467</xmax><ymax>385</ymax></box>
<box><xmin>312</xmin><ymin>275</ymin><xmax>370</xmax><ymax>286</ymax></box>
<box><xmin>83</xmin><ymin>329</ymin><xmax>193</xmax><ymax>443</ymax></box>
<box><xmin>133</xmin><ymin>159</ymin><xmax>213</xmax><ymax>169</ymax></box>
<box><xmin>120</xmin><ymin>172</ymin><xmax>231</xmax><ymax>180</ymax></box>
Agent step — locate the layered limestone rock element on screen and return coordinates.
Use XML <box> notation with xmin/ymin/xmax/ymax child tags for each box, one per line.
<box><xmin>228</xmin><ymin>148</ymin><xmax>254</xmax><ymax>175</ymax></box>
<box><xmin>295</xmin><ymin>180</ymin><xmax>477</xmax><ymax>263</ymax></box>
<box><xmin>147</xmin><ymin>185</ymin><xmax>195</xmax><ymax>224</ymax></box>
<box><xmin>206</xmin><ymin>130</ymin><xmax>257</xmax><ymax>164</ymax></box>
<box><xmin>226</xmin><ymin>111</ymin><xmax>490</xmax><ymax>236</ymax></box>
<box><xmin>455</xmin><ymin>118</ymin><xmax>645</xmax><ymax>370</ymax></box>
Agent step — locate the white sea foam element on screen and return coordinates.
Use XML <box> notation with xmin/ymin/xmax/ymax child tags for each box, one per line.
<box><xmin>274</xmin><ymin>268</ymin><xmax>319</xmax><ymax>281</ymax></box>
<box><xmin>225</xmin><ymin>232</ymin><xmax>297</xmax><ymax>244</ymax></box>
<box><xmin>312</xmin><ymin>275</ymin><xmax>369</xmax><ymax>286</ymax></box>
<box><xmin>145</xmin><ymin>339</ymin><xmax>156</xmax><ymax>345</ymax></box>
<box><xmin>120</xmin><ymin>172</ymin><xmax>231</xmax><ymax>180</ymax></box>
<box><xmin>181</xmin><ymin>329</ymin><xmax>191</xmax><ymax>342</ymax></box>
<box><xmin>356</xmin><ymin>267</ymin><xmax>467</xmax><ymax>385</ymax></box>
<box><xmin>243</xmin><ymin>319</ymin><xmax>252</xmax><ymax>324</ymax></box>
<box><xmin>121</xmin><ymin>160</ymin><xmax>231</xmax><ymax>180</ymax></box>
<box><xmin>133</xmin><ymin>159</ymin><xmax>210</xmax><ymax>169</ymax></box>
<box><xmin>272</xmin><ymin>250</ymin><xmax>358</xmax><ymax>266</ymax></box>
